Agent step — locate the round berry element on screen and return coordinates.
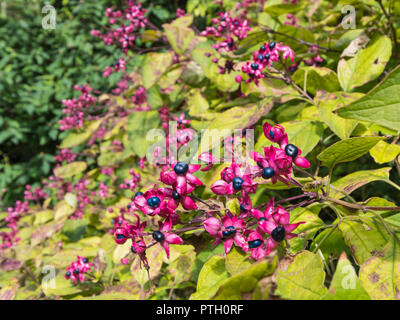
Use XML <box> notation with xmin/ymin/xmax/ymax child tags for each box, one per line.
<box><xmin>152</xmin><ymin>231</ymin><xmax>165</xmax><ymax>242</ymax></box>
<box><xmin>269</xmin><ymin>42</ymin><xmax>276</xmax><ymax>50</ymax></box>
<box><xmin>258</xmin><ymin>217</ymin><xmax>268</xmax><ymax>222</ymax></box>
<box><xmin>65</xmin><ymin>271</ymin><xmax>71</xmax><ymax>278</ymax></box>
<box><xmin>285</xmin><ymin>144</ymin><xmax>299</xmax><ymax>158</ymax></box>
<box><xmin>73</xmin><ymin>268</ymin><xmax>79</xmax><ymax>275</ymax></box>
<box><xmin>264</xmin><ymin>53</ymin><xmax>270</xmax><ymax>60</ymax></box>
<box><xmin>172</xmin><ymin>190</ymin><xmax>181</xmax><ymax>200</ymax></box>
<box><xmin>135</xmin><ymin>191</ymin><xmax>143</xmax><ymax>198</ymax></box>
<box><xmin>174</xmin><ymin>162</ymin><xmax>189</xmax><ymax>175</ymax></box>
<box><xmin>262</xmin><ymin>167</ymin><xmax>275</xmax><ymax>179</ymax></box>
<box><xmin>83</xmin><ymin>258</ymin><xmax>89</xmax><ymax>263</ymax></box>
<box><xmin>131</xmin><ymin>246</ymin><xmax>136</xmax><ymax>254</ymax></box>
<box><xmin>248</xmin><ymin>239</ymin><xmax>263</xmax><ymax>249</ymax></box>
<box><xmin>240</xmin><ymin>204</ymin><xmax>247</xmax><ymax>212</ymax></box>
<box><xmin>260</xmin><ymin>45</ymin><xmax>266</xmax><ymax>51</ymax></box>
<box><xmin>251</xmin><ymin>63</ymin><xmax>259</xmax><ymax>70</ymax></box>
<box><xmin>271</xmin><ymin>226</ymin><xmax>286</xmax><ymax>242</ymax></box>
<box><xmin>257</xmin><ymin>54</ymin><xmax>264</xmax><ymax>62</ymax></box>
<box><xmin>232</xmin><ymin>177</ymin><xmax>244</xmax><ymax>190</ymax></box>
<box><xmin>257</xmin><ymin>161</ymin><xmax>264</xmax><ymax>168</ymax></box>
<box><xmin>147</xmin><ymin>196</ymin><xmax>161</xmax><ymax>208</ymax></box>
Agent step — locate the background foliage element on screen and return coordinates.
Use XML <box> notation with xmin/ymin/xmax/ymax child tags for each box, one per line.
<box><xmin>1</xmin><ymin>0</ymin><xmax>400</xmax><ymax>301</ymax></box>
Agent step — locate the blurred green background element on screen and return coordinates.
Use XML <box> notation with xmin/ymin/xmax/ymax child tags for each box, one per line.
<box><xmin>0</xmin><ymin>0</ymin><xmax>187</xmax><ymax>206</ymax></box>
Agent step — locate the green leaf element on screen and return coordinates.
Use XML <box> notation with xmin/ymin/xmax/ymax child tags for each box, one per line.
<box><xmin>280</xmin><ymin>120</ymin><xmax>325</xmax><ymax>156</ymax></box>
<box><xmin>226</xmin><ymin>198</ymin><xmax>240</xmax><ymax>216</ymax></box>
<box><xmin>329</xmin><ymin>167</ymin><xmax>391</xmax><ymax>199</ymax></box>
<box><xmin>359</xmin><ymin>237</ymin><xmax>400</xmax><ymax>300</ymax></box>
<box><xmin>369</xmin><ymin>140</ymin><xmax>400</xmax><ymax>164</ymax></box>
<box><xmin>163</xmin><ymin>22</ymin><xmax>194</xmax><ymax>54</ymax></box>
<box><xmin>316</xmin><ymin>91</ymin><xmax>363</xmax><ymax>139</ymax></box>
<box><xmin>338</xmin><ymin>217</ymin><xmax>390</xmax><ymax>265</ymax></box>
<box><xmin>126</xmin><ymin>110</ymin><xmax>161</xmax><ymax>158</ymax></box>
<box><xmin>317</xmin><ymin>136</ymin><xmax>384</xmax><ymax>169</ymax></box>
<box><xmin>323</xmin><ymin>252</ymin><xmax>370</xmax><ymax>300</ymax></box>
<box><xmin>54</xmin><ymin>161</ymin><xmax>87</xmax><ymax>179</ymax></box>
<box><xmin>54</xmin><ymin>200</ymin><xmax>75</xmax><ymax>220</ymax></box>
<box><xmin>113</xmin><ymin>239</ymin><xmax>132</xmax><ymax>264</ymax></box>
<box><xmin>195</xmin><ymin>99</ymin><xmax>272</xmax><ymax>158</ymax></box>
<box><xmin>213</xmin><ymin>257</ymin><xmax>277</xmax><ymax>300</ymax></box>
<box><xmin>337</xmin><ymin>35</ymin><xmax>392</xmax><ymax>92</ymax></box>
<box><xmin>191</xmin><ymin>41</ymin><xmax>240</xmax><ymax>92</ymax></box>
<box><xmin>225</xmin><ymin>247</ymin><xmax>252</xmax><ymax>275</ymax></box>
<box><xmin>190</xmin><ymin>255</ymin><xmax>230</xmax><ymax>300</ymax></box>
<box><xmin>33</xmin><ymin>210</ymin><xmax>53</xmax><ymax>226</ymax></box>
<box><xmin>60</xmin><ymin>120</ymin><xmax>102</xmax><ymax>149</ymax></box>
<box><xmin>264</xmin><ymin>2</ymin><xmax>305</xmax><ymax>16</ymax></box>
<box><xmin>142</xmin><ymin>52</ymin><xmax>174</xmax><ymax>89</ymax></box>
<box><xmin>338</xmin><ymin>65</ymin><xmax>400</xmax><ymax>131</ymax></box>
<box><xmin>293</xmin><ymin>67</ymin><xmax>341</xmax><ymax>96</ymax></box>
<box><xmin>276</xmin><ymin>251</ymin><xmax>328</xmax><ymax>299</ymax></box>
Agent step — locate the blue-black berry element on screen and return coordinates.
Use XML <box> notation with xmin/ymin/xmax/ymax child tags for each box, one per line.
<box><xmin>147</xmin><ymin>196</ymin><xmax>161</xmax><ymax>208</ymax></box>
<box><xmin>174</xmin><ymin>162</ymin><xmax>189</xmax><ymax>175</ymax></box>
<box><xmin>222</xmin><ymin>226</ymin><xmax>236</xmax><ymax>238</ymax></box>
<box><xmin>135</xmin><ymin>191</ymin><xmax>143</xmax><ymax>198</ymax></box>
<box><xmin>262</xmin><ymin>167</ymin><xmax>274</xmax><ymax>179</ymax></box>
<box><xmin>271</xmin><ymin>226</ymin><xmax>285</xmax><ymax>242</ymax></box>
<box><xmin>83</xmin><ymin>258</ymin><xmax>89</xmax><ymax>263</ymax></box>
<box><xmin>248</xmin><ymin>239</ymin><xmax>263</xmax><ymax>249</ymax></box>
<box><xmin>269</xmin><ymin>42</ymin><xmax>276</xmax><ymax>50</ymax></box>
<box><xmin>232</xmin><ymin>177</ymin><xmax>244</xmax><ymax>190</ymax></box>
<box><xmin>152</xmin><ymin>231</ymin><xmax>165</xmax><ymax>242</ymax></box>
<box><xmin>172</xmin><ymin>190</ymin><xmax>181</xmax><ymax>200</ymax></box>
<box><xmin>251</xmin><ymin>63</ymin><xmax>259</xmax><ymax>70</ymax></box>
<box><xmin>285</xmin><ymin>144</ymin><xmax>299</xmax><ymax>158</ymax></box>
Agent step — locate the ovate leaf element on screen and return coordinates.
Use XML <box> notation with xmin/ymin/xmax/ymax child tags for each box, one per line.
<box><xmin>323</xmin><ymin>252</ymin><xmax>370</xmax><ymax>300</ymax></box>
<box><xmin>276</xmin><ymin>251</ymin><xmax>327</xmax><ymax>300</ymax></box>
<box><xmin>337</xmin><ymin>35</ymin><xmax>392</xmax><ymax>92</ymax></box>
<box><xmin>338</xmin><ymin>65</ymin><xmax>400</xmax><ymax>131</ymax></box>
<box><xmin>359</xmin><ymin>237</ymin><xmax>400</xmax><ymax>300</ymax></box>
<box><xmin>317</xmin><ymin>136</ymin><xmax>384</xmax><ymax>169</ymax></box>
<box><xmin>142</xmin><ymin>52</ymin><xmax>174</xmax><ymax>89</ymax></box>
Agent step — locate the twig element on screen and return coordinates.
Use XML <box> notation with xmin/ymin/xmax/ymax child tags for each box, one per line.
<box><xmin>264</xmin><ymin>27</ymin><xmax>341</xmax><ymax>53</ymax></box>
<box><xmin>376</xmin><ymin>0</ymin><xmax>399</xmax><ymax>55</ymax></box>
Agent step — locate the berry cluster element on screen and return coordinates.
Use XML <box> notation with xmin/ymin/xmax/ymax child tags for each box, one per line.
<box><xmin>65</xmin><ymin>256</ymin><xmax>93</xmax><ymax>285</ymax></box>
<box><xmin>238</xmin><ymin>42</ymin><xmax>295</xmax><ymax>85</ymax></box>
<box><xmin>200</xmin><ymin>12</ymin><xmax>251</xmax><ymax>53</ymax></box>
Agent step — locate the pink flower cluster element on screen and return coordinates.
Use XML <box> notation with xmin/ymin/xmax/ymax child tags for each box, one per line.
<box><xmin>204</xmin><ymin>198</ymin><xmax>303</xmax><ymax>260</ymax></box>
<box><xmin>120</xmin><ymin>169</ymin><xmax>141</xmax><ymax>192</ymax></box>
<box><xmin>24</xmin><ymin>185</ymin><xmax>47</xmax><ymax>202</ymax></box>
<box><xmin>0</xmin><ymin>200</ymin><xmax>29</xmax><ymax>249</ymax></box>
<box><xmin>58</xmin><ymin>84</ymin><xmax>97</xmax><ymax>131</ymax></box>
<box><xmin>200</xmin><ymin>12</ymin><xmax>251</xmax><ymax>53</ymax></box>
<box><xmin>65</xmin><ymin>256</ymin><xmax>93</xmax><ymax>285</ymax></box>
<box><xmin>91</xmin><ymin>1</ymin><xmax>147</xmax><ymax>54</ymax></box>
<box><xmin>55</xmin><ymin>149</ymin><xmax>77</xmax><ymax>163</ymax></box>
<box><xmin>304</xmin><ymin>46</ymin><xmax>323</xmax><ymax>66</ymax></box>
